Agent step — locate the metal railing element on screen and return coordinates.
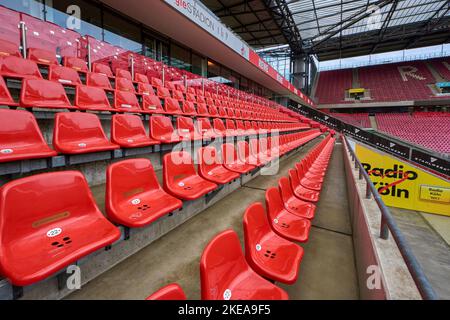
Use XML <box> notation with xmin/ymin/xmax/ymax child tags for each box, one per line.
<box><xmin>342</xmin><ymin>135</ymin><xmax>439</xmax><ymax>300</ymax></box>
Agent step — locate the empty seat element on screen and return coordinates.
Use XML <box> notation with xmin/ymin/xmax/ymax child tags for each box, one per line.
<box><xmin>111</xmin><ymin>114</ymin><xmax>159</xmax><ymax>148</ymax></box>
<box><xmin>53</xmin><ymin>112</ymin><xmax>119</xmax><ymax>154</ymax></box>
<box><xmin>200</xmin><ymin>229</ymin><xmax>289</xmax><ymax>300</ymax></box>
<box><xmin>157</xmin><ymin>86</ymin><xmax>171</xmax><ymax>99</ymax></box>
<box><xmin>20</xmin><ymin>78</ymin><xmax>75</xmax><ymax>110</ymax></box>
<box><xmin>164</xmin><ymin>97</ymin><xmax>182</xmax><ymax>115</ymax></box>
<box><xmin>237</xmin><ymin>140</ymin><xmax>261</xmax><ymax>167</ymax></box>
<box><xmin>0</xmin><ymin>56</ymin><xmax>42</xmax><ymax>79</ymax></box>
<box><xmin>213</xmin><ymin>118</ymin><xmax>228</xmax><ymax>136</ymax></box>
<box><xmin>163</xmin><ymin>151</ymin><xmax>217</xmax><ymax>200</ymax></box>
<box><xmin>48</xmin><ymin>65</ymin><xmax>82</xmax><ymax>86</ymax></box>
<box><xmin>146</xmin><ymin>284</ymin><xmax>187</xmax><ymax>300</ymax></box>
<box><xmin>63</xmin><ymin>56</ymin><xmax>88</xmax><ymax>73</ymax></box>
<box><xmin>265</xmin><ymin>187</ymin><xmax>311</xmax><ymax>243</ymax></box>
<box><xmin>27</xmin><ymin>47</ymin><xmax>58</xmax><ymax>66</ymax></box>
<box><xmin>222</xmin><ymin>143</ymin><xmax>256</xmax><ymax>174</ymax></box>
<box><xmin>75</xmin><ymin>85</ymin><xmax>114</xmax><ymax>112</ymax></box>
<box><xmin>196</xmin><ymin>103</ymin><xmax>209</xmax><ymax>116</ymax></box>
<box><xmin>198</xmin><ymin>146</ymin><xmax>240</xmax><ymax>184</ymax></box>
<box><xmin>115</xmin><ymin>77</ymin><xmax>136</xmax><ymax>93</ymax></box>
<box><xmin>86</xmin><ymin>72</ymin><xmax>113</xmax><ymax>90</ymax></box>
<box><xmin>92</xmin><ymin>62</ymin><xmax>113</xmax><ymax>77</ymax></box>
<box><xmin>0</xmin><ymin>109</ymin><xmax>57</xmax><ymax>163</ymax></box>
<box><xmin>151</xmin><ymin>77</ymin><xmax>163</xmax><ymax>88</ymax></box>
<box><xmin>0</xmin><ymin>76</ymin><xmax>17</xmax><ymax>106</ymax></box>
<box><xmin>288</xmin><ymin>169</ymin><xmax>319</xmax><ymax>203</ymax></box>
<box><xmin>243</xmin><ymin>202</ymin><xmax>303</xmax><ymax>284</ymax></box>
<box><xmin>172</xmin><ymin>90</ymin><xmax>185</xmax><ymax>102</ymax></box>
<box><xmin>115</xmin><ymin>68</ymin><xmax>132</xmax><ymax>80</ymax></box>
<box><xmin>142</xmin><ymin>95</ymin><xmax>165</xmax><ymax>114</ymax></box>
<box><xmin>106</xmin><ymin>158</ymin><xmax>182</xmax><ymax>228</ymax></box>
<box><xmin>138</xmin><ymin>83</ymin><xmax>155</xmax><ymax>96</ymax></box>
<box><xmin>296</xmin><ymin>163</ymin><xmax>322</xmax><ymax>191</ymax></box>
<box><xmin>0</xmin><ymin>39</ymin><xmax>21</xmax><ymax>57</ymax></box>
<box><xmin>177</xmin><ymin>116</ymin><xmax>200</xmax><ymax>140</ymax></box>
<box><xmin>149</xmin><ymin>115</ymin><xmax>182</xmax><ymax>143</ymax></box>
<box><xmin>196</xmin><ymin>118</ymin><xmax>216</xmax><ymax>139</ymax></box>
<box><xmin>182</xmin><ymin>101</ymin><xmax>197</xmax><ymax>115</ymax></box>
<box><xmin>0</xmin><ymin>171</ymin><xmax>121</xmax><ymax>286</ymax></box>
<box><xmin>114</xmin><ymin>90</ymin><xmax>142</xmax><ymax>113</ymax></box>
<box><xmin>278</xmin><ymin>177</ymin><xmax>315</xmax><ymax>219</ymax></box>
<box><xmin>135</xmin><ymin>73</ymin><xmax>149</xmax><ymax>84</ymax></box>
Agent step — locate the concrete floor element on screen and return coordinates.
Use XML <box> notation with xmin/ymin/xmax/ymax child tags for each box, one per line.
<box><xmin>67</xmin><ymin>139</ymin><xmax>360</xmax><ymax>300</ymax></box>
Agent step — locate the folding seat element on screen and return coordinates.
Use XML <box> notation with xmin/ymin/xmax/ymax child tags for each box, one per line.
<box><xmin>164</xmin><ymin>97</ymin><xmax>183</xmax><ymax>115</ymax></box>
<box><xmin>53</xmin><ymin>112</ymin><xmax>119</xmax><ymax>154</ymax></box>
<box><xmin>235</xmin><ymin>120</ymin><xmax>246</xmax><ymax>135</ymax></box>
<box><xmin>213</xmin><ymin>118</ymin><xmax>228</xmax><ymax>137</ymax></box>
<box><xmin>135</xmin><ymin>72</ymin><xmax>149</xmax><ymax>84</ymax></box>
<box><xmin>198</xmin><ymin>146</ymin><xmax>240</xmax><ymax>184</ymax></box>
<box><xmin>208</xmin><ymin>105</ymin><xmax>219</xmax><ymax>117</ymax></box>
<box><xmin>111</xmin><ymin>114</ymin><xmax>159</xmax><ymax>148</ymax></box>
<box><xmin>63</xmin><ymin>56</ymin><xmax>88</xmax><ymax>73</ymax></box>
<box><xmin>165</xmin><ymin>81</ymin><xmax>176</xmax><ymax>91</ymax></box>
<box><xmin>196</xmin><ymin>103</ymin><xmax>209</xmax><ymax>116</ymax></box>
<box><xmin>172</xmin><ymin>90</ymin><xmax>185</xmax><ymax>102</ymax></box>
<box><xmin>226</xmin><ymin>108</ymin><xmax>235</xmax><ymax>118</ymax></box>
<box><xmin>237</xmin><ymin>140</ymin><xmax>261</xmax><ymax>167</ymax></box>
<box><xmin>106</xmin><ymin>158</ymin><xmax>182</xmax><ymax>228</ymax></box>
<box><xmin>142</xmin><ymin>95</ymin><xmax>166</xmax><ymax>114</ymax></box>
<box><xmin>196</xmin><ymin>118</ymin><xmax>216</xmax><ymax>139</ymax></box>
<box><xmin>187</xmin><ymin>87</ymin><xmax>196</xmax><ymax>95</ymax></box>
<box><xmin>20</xmin><ymin>78</ymin><xmax>75</xmax><ymax>110</ymax></box>
<box><xmin>177</xmin><ymin>116</ymin><xmax>201</xmax><ymax>140</ymax></box>
<box><xmin>151</xmin><ymin>77</ymin><xmax>163</xmax><ymax>88</ymax></box>
<box><xmin>296</xmin><ymin>163</ymin><xmax>322</xmax><ymax>191</ymax></box>
<box><xmin>0</xmin><ymin>76</ymin><xmax>17</xmax><ymax>106</ymax></box>
<box><xmin>92</xmin><ymin>62</ymin><xmax>113</xmax><ymax>77</ymax></box>
<box><xmin>146</xmin><ymin>284</ymin><xmax>187</xmax><ymax>300</ymax></box>
<box><xmin>265</xmin><ymin>187</ymin><xmax>311</xmax><ymax>243</ymax></box>
<box><xmin>176</xmin><ymin>84</ymin><xmax>187</xmax><ymax>93</ymax></box>
<box><xmin>114</xmin><ymin>90</ymin><xmax>142</xmax><ymax>113</ymax></box>
<box><xmin>149</xmin><ymin>115</ymin><xmax>182</xmax><ymax>144</ymax></box>
<box><xmin>0</xmin><ymin>109</ymin><xmax>57</xmax><ymax>163</ymax></box>
<box><xmin>138</xmin><ymin>82</ymin><xmax>155</xmax><ymax>96</ymax></box>
<box><xmin>288</xmin><ymin>169</ymin><xmax>319</xmax><ymax>203</ymax></box>
<box><xmin>181</xmin><ymin>101</ymin><xmax>197</xmax><ymax>116</ymax></box>
<box><xmin>0</xmin><ymin>39</ymin><xmax>21</xmax><ymax>57</ymax></box>
<box><xmin>206</xmin><ymin>97</ymin><xmax>214</xmax><ymax>106</ymax></box>
<box><xmin>197</xmin><ymin>95</ymin><xmax>206</xmax><ymax>104</ymax></box>
<box><xmin>243</xmin><ymin>203</ymin><xmax>304</xmax><ymax>284</ymax></box>
<box><xmin>157</xmin><ymin>86</ymin><xmax>171</xmax><ymax>99</ymax></box>
<box><xmin>115</xmin><ymin>68</ymin><xmax>132</xmax><ymax>80</ymax></box>
<box><xmin>217</xmin><ymin>106</ymin><xmax>227</xmax><ymax>118</ymax></box>
<box><xmin>0</xmin><ymin>171</ymin><xmax>121</xmax><ymax>286</ymax></box>
<box><xmin>163</xmin><ymin>150</ymin><xmax>217</xmax><ymax>200</ymax></box>
<box><xmin>75</xmin><ymin>85</ymin><xmax>115</xmax><ymax>112</ymax></box>
<box><xmin>225</xmin><ymin>119</ymin><xmax>238</xmax><ymax>136</ymax></box>
<box><xmin>115</xmin><ymin>77</ymin><xmax>136</xmax><ymax>93</ymax></box>
<box><xmin>200</xmin><ymin>229</ymin><xmax>289</xmax><ymax>300</ymax></box>
<box><xmin>278</xmin><ymin>177</ymin><xmax>315</xmax><ymax>219</ymax></box>
<box><xmin>186</xmin><ymin>92</ymin><xmax>196</xmax><ymax>102</ymax></box>
<box><xmin>86</xmin><ymin>72</ymin><xmax>113</xmax><ymax>90</ymax></box>
<box><xmin>48</xmin><ymin>65</ymin><xmax>82</xmax><ymax>86</ymax></box>
<box><xmin>27</xmin><ymin>48</ymin><xmax>58</xmax><ymax>66</ymax></box>
<box><xmin>0</xmin><ymin>56</ymin><xmax>42</xmax><ymax>79</ymax></box>
<box><xmin>222</xmin><ymin>143</ymin><xmax>256</xmax><ymax>174</ymax></box>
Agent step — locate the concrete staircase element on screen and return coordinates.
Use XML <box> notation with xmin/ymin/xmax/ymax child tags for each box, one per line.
<box><xmin>369</xmin><ymin>115</ymin><xmax>378</xmax><ymax>130</ymax></box>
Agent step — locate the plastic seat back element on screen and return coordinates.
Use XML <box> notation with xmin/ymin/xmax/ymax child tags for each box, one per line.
<box><xmin>237</xmin><ymin>140</ymin><xmax>251</xmax><ymax>163</ymax></box>
<box><xmin>63</xmin><ymin>56</ymin><xmax>88</xmax><ymax>72</ymax></box>
<box><xmin>116</xmin><ymin>77</ymin><xmax>136</xmax><ymax>93</ymax></box>
<box><xmin>226</xmin><ymin>119</ymin><xmax>236</xmax><ymax>131</ymax></box>
<box><xmin>198</xmin><ymin>146</ymin><xmax>221</xmax><ymax>173</ymax></box>
<box><xmin>135</xmin><ymin>72</ymin><xmax>149</xmax><ymax>84</ymax></box>
<box><xmin>1</xmin><ymin>56</ymin><xmax>42</xmax><ymax>79</ymax></box>
<box><xmin>200</xmin><ymin>230</ymin><xmax>250</xmax><ymax>300</ymax></box>
<box><xmin>75</xmin><ymin>85</ymin><xmax>113</xmax><ymax>111</ymax></box>
<box><xmin>151</xmin><ymin>77</ymin><xmax>163</xmax><ymax>87</ymax></box>
<box><xmin>265</xmin><ymin>187</ymin><xmax>285</xmax><ymax>221</ymax></box>
<box><xmin>172</xmin><ymin>90</ymin><xmax>184</xmax><ymax>101</ymax></box>
<box><xmin>221</xmin><ymin>143</ymin><xmax>238</xmax><ymax>164</ymax></box>
<box><xmin>28</xmin><ymin>47</ymin><xmax>58</xmax><ymax>65</ymax></box>
<box><xmin>163</xmin><ymin>150</ymin><xmax>197</xmax><ymax>186</ymax></box>
<box><xmin>86</xmin><ymin>72</ymin><xmax>113</xmax><ymax>90</ymax></box>
<box><xmin>197</xmin><ymin>103</ymin><xmax>209</xmax><ymax>116</ymax></box>
<box><xmin>288</xmin><ymin>168</ymin><xmax>301</xmax><ymax>190</ymax></box>
<box><xmin>115</xmin><ymin>68</ymin><xmax>132</xmax><ymax>80</ymax></box>
<box><xmin>20</xmin><ymin>78</ymin><xmax>73</xmax><ymax>109</ymax></box>
<box><xmin>164</xmin><ymin>97</ymin><xmax>182</xmax><ymax>114</ymax></box>
<box><xmin>142</xmin><ymin>95</ymin><xmax>164</xmax><ymax>113</ymax></box>
<box><xmin>182</xmin><ymin>101</ymin><xmax>197</xmax><ymax>115</ymax></box>
<box><xmin>157</xmin><ymin>86</ymin><xmax>171</xmax><ymax>99</ymax></box>
<box><xmin>48</xmin><ymin>65</ymin><xmax>82</xmax><ymax>85</ymax></box>
<box><xmin>111</xmin><ymin>114</ymin><xmax>152</xmax><ymax>145</ymax></box>
<box><xmin>146</xmin><ymin>284</ymin><xmax>187</xmax><ymax>300</ymax></box>
<box><xmin>0</xmin><ymin>39</ymin><xmax>21</xmax><ymax>57</ymax></box>
<box><xmin>92</xmin><ymin>62</ymin><xmax>113</xmax><ymax>77</ymax></box>
<box><xmin>243</xmin><ymin>202</ymin><xmax>273</xmax><ymax>257</ymax></box>
<box><xmin>177</xmin><ymin>116</ymin><xmax>198</xmax><ymax>138</ymax></box>
<box><xmin>278</xmin><ymin>176</ymin><xmax>295</xmax><ymax>204</ymax></box>
<box><xmin>0</xmin><ymin>76</ymin><xmax>16</xmax><ymax>105</ymax></box>
<box><xmin>138</xmin><ymin>83</ymin><xmax>155</xmax><ymax>96</ymax></box>
<box><xmin>213</xmin><ymin>118</ymin><xmax>226</xmax><ymax>134</ymax></box>
<box><xmin>150</xmin><ymin>115</ymin><xmax>178</xmax><ymax>140</ymax></box>
<box><xmin>114</xmin><ymin>90</ymin><xmax>141</xmax><ymax>112</ymax></box>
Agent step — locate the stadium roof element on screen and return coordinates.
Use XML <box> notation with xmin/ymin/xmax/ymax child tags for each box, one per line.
<box><xmin>202</xmin><ymin>0</ymin><xmax>450</xmax><ymax>60</ymax></box>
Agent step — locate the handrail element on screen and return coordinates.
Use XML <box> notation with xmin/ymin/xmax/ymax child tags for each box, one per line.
<box><xmin>342</xmin><ymin>135</ymin><xmax>439</xmax><ymax>300</ymax></box>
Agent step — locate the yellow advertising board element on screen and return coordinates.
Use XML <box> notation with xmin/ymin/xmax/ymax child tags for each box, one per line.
<box><xmin>355</xmin><ymin>143</ymin><xmax>450</xmax><ymax>216</ymax></box>
<box><xmin>349</xmin><ymin>88</ymin><xmax>365</xmax><ymax>94</ymax></box>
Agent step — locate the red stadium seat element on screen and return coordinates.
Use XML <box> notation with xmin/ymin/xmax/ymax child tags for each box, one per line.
<box><xmin>172</xmin><ymin>90</ymin><xmax>184</xmax><ymax>102</ymax></box>
<box><xmin>149</xmin><ymin>115</ymin><xmax>182</xmax><ymax>143</ymax></box>
<box><xmin>146</xmin><ymin>284</ymin><xmax>186</xmax><ymax>300</ymax></box>
<box><xmin>63</xmin><ymin>56</ymin><xmax>88</xmax><ymax>73</ymax></box>
<box><xmin>0</xmin><ymin>56</ymin><xmax>42</xmax><ymax>79</ymax></box>
<box><xmin>115</xmin><ymin>68</ymin><xmax>132</xmax><ymax>80</ymax></box>
<box><xmin>115</xmin><ymin>77</ymin><xmax>136</xmax><ymax>93</ymax></box>
<box><xmin>237</xmin><ymin>140</ymin><xmax>260</xmax><ymax>167</ymax></box>
<box><xmin>142</xmin><ymin>95</ymin><xmax>165</xmax><ymax>114</ymax></box>
<box><xmin>138</xmin><ymin>83</ymin><xmax>155</xmax><ymax>96</ymax></box>
<box><xmin>182</xmin><ymin>101</ymin><xmax>197</xmax><ymax>115</ymax></box>
<box><xmin>200</xmin><ymin>229</ymin><xmax>289</xmax><ymax>300</ymax></box>
<box><xmin>243</xmin><ymin>202</ymin><xmax>303</xmax><ymax>284</ymax></box>
<box><xmin>222</xmin><ymin>143</ymin><xmax>256</xmax><ymax>174</ymax></box>
<box><xmin>164</xmin><ymin>97</ymin><xmax>183</xmax><ymax>115</ymax></box>
<box><xmin>296</xmin><ymin>162</ymin><xmax>322</xmax><ymax>191</ymax></box>
<box><xmin>111</xmin><ymin>114</ymin><xmax>159</xmax><ymax>148</ymax></box>
<box><xmin>75</xmin><ymin>85</ymin><xmax>114</xmax><ymax>112</ymax></box>
<box><xmin>196</xmin><ymin>118</ymin><xmax>216</xmax><ymax>139</ymax></box>
<box><xmin>213</xmin><ymin>118</ymin><xmax>227</xmax><ymax>136</ymax></box>
<box><xmin>0</xmin><ymin>76</ymin><xmax>17</xmax><ymax>106</ymax></box>
<box><xmin>0</xmin><ymin>109</ymin><xmax>57</xmax><ymax>163</ymax></box>
<box><xmin>278</xmin><ymin>177</ymin><xmax>315</xmax><ymax>219</ymax></box>
<box><xmin>196</xmin><ymin>103</ymin><xmax>209</xmax><ymax>116</ymax></box>
<box><xmin>106</xmin><ymin>158</ymin><xmax>182</xmax><ymax>228</ymax></box>
<box><xmin>86</xmin><ymin>72</ymin><xmax>113</xmax><ymax>90</ymax></box>
<box><xmin>114</xmin><ymin>90</ymin><xmax>142</xmax><ymax>113</ymax></box>
<box><xmin>20</xmin><ymin>78</ymin><xmax>75</xmax><ymax>110</ymax></box>
<box><xmin>53</xmin><ymin>112</ymin><xmax>119</xmax><ymax>154</ymax></box>
<box><xmin>163</xmin><ymin>151</ymin><xmax>217</xmax><ymax>200</ymax></box>
<box><xmin>177</xmin><ymin>116</ymin><xmax>201</xmax><ymax>140</ymax></box>
<box><xmin>157</xmin><ymin>86</ymin><xmax>171</xmax><ymax>99</ymax></box>
<box><xmin>197</xmin><ymin>146</ymin><xmax>240</xmax><ymax>184</ymax></box>
<box><xmin>27</xmin><ymin>48</ymin><xmax>58</xmax><ymax>66</ymax></box>
<box><xmin>265</xmin><ymin>187</ymin><xmax>311</xmax><ymax>243</ymax></box>
<box><xmin>48</xmin><ymin>65</ymin><xmax>82</xmax><ymax>86</ymax></box>
<box><xmin>92</xmin><ymin>62</ymin><xmax>113</xmax><ymax>77</ymax></box>
<box><xmin>288</xmin><ymin>169</ymin><xmax>319</xmax><ymax>203</ymax></box>
<box><xmin>151</xmin><ymin>77</ymin><xmax>163</xmax><ymax>88</ymax></box>
<box><xmin>0</xmin><ymin>171</ymin><xmax>121</xmax><ymax>286</ymax></box>
<box><xmin>135</xmin><ymin>72</ymin><xmax>149</xmax><ymax>84</ymax></box>
<box><xmin>0</xmin><ymin>39</ymin><xmax>21</xmax><ymax>57</ymax></box>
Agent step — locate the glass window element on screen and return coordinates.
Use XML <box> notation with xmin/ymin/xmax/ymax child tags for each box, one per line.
<box><xmin>0</xmin><ymin>0</ymin><xmax>44</xmax><ymax>19</ymax></box>
<box><xmin>170</xmin><ymin>43</ymin><xmax>190</xmax><ymax>71</ymax></box>
<box><xmin>207</xmin><ymin>59</ymin><xmax>220</xmax><ymax>79</ymax></box>
<box><xmin>103</xmin><ymin>10</ymin><xmax>141</xmax><ymax>53</ymax></box>
<box><xmin>191</xmin><ymin>52</ymin><xmax>204</xmax><ymax>76</ymax></box>
<box><xmin>143</xmin><ymin>37</ymin><xmax>157</xmax><ymax>60</ymax></box>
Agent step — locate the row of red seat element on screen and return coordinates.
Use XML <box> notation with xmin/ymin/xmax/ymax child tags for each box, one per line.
<box><xmin>147</xmin><ymin>135</ymin><xmax>336</xmax><ymax>300</ymax></box>
<box><xmin>0</xmin><ymin>108</ymin><xmax>310</xmax><ymax>163</ymax></box>
<box><xmin>0</xmin><ymin>130</ymin><xmax>322</xmax><ymax>287</ymax></box>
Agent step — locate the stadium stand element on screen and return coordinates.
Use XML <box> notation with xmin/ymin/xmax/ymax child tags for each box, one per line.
<box><xmin>315</xmin><ymin>69</ymin><xmax>352</xmax><ymax>104</ymax></box>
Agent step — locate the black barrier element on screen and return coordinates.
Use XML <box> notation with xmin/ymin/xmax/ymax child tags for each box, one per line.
<box><xmin>293</xmin><ymin>105</ymin><xmax>450</xmax><ymax>177</ymax></box>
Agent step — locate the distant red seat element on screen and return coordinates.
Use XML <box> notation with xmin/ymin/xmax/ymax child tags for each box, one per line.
<box><xmin>157</xmin><ymin>86</ymin><xmax>171</xmax><ymax>99</ymax></box>
<box><xmin>196</xmin><ymin>118</ymin><xmax>216</xmax><ymax>139</ymax></box>
<box><xmin>278</xmin><ymin>177</ymin><xmax>315</xmax><ymax>219</ymax></box>
<box><xmin>146</xmin><ymin>284</ymin><xmax>186</xmax><ymax>300</ymax></box>
<box><xmin>237</xmin><ymin>140</ymin><xmax>260</xmax><ymax>167</ymax></box>
<box><xmin>288</xmin><ymin>169</ymin><xmax>319</xmax><ymax>203</ymax></box>
<box><xmin>177</xmin><ymin>116</ymin><xmax>201</xmax><ymax>140</ymax></box>
<box><xmin>48</xmin><ymin>65</ymin><xmax>82</xmax><ymax>86</ymax></box>
<box><xmin>0</xmin><ymin>171</ymin><xmax>121</xmax><ymax>286</ymax></box>
<box><xmin>196</xmin><ymin>103</ymin><xmax>209</xmax><ymax>116</ymax></box>
<box><xmin>138</xmin><ymin>83</ymin><xmax>155</xmax><ymax>96</ymax></box>
<box><xmin>149</xmin><ymin>115</ymin><xmax>182</xmax><ymax>143</ymax></box>
<box><xmin>75</xmin><ymin>85</ymin><xmax>114</xmax><ymax>111</ymax></box>
<box><xmin>106</xmin><ymin>158</ymin><xmax>182</xmax><ymax>228</ymax></box>
<box><xmin>0</xmin><ymin>39</ymin><xmax>21</xmax><ymax>57</ymax></box>
<box><xmin>53</xmin><ymin>112</ymin><xmax>119</xmax><ymax>154</ymax></box>
<box><xmin>0</xmin><ymin>56</ymin><xmax>42</xmax><ymax>79</ymax></box>
<box><xmin>115</xmin><ymin>68</ymin><xmax>132</xmax><ymax>80</ymax></box>
<box><xmin>164</xmin><ymin>97</ymin><xmax>183</xmax><ymax>115</ymax></box>
<box><xmin>20</xmin><ymin>78</ymin><xmax>75</xmax><ymax>110</ymax></box>
<box><xmin>27</xmin><ymin>48</ymin><xmax>58</xmax><ymax>66</ymax></box>
<box><xmin>0</xmin><ymin>76</ymin><xmax>17</xmax><ymax>106</ymax></box>
<box><xmin>63</xmin><ymin>56</ymin><xmax>88</xmax><ymax>73</ymax></box>
<box><xmin>182</xmin><ymin>101</ymin><xmax>196</xmax><ymax>115</ymax></box>
<box><xmin>142</xmin><ymin>95</ymin><xmax>165</xmax><ymax>114</ymax></box>
<box><xmin>115</xmin><ymin>77</ymin><xmax>136</xmax><ymax>93</ymax></box>
<box><xmin>86</xmin><ymin>72</ymin><xmax>113</xmax><ymax>90</ymax></box>
<box><xmin>135</xmin><ymin>73</ymin><xmax>149</xmax><ymax>84</ymax></box>
<box><xmin>92</xmin><ymin>62</ymin><xmax>113</xmax><ymax>77</ymax></box>
<box><xmin>0</xmin><ymin>109</ymin><xmax>57</xmax><ymax>163</ymax></box>
<box><xmin>198</xmin><ymin>146</ymin><xmax>240</xmax><ymax>184</ymax></box>
<box><xmin>114</xmin><ymin>90</ymin><xmax>142</xmax><ymax>113</ymax></box>
<box><xmin>243</xmin><ymin>202</ymin><xmax>303</xmax><ymax>284</ymax></box>
<box><xmin>163</xmin><ymin>151</ymin><xmax>217</xmax><ymax>200</ymax></box>
<box><xmin>111</xmin><ymin>114</ymin><xmax>159</xmax><ymax>148</ymax></box>
<box><xmin>265</xmin><ymin>187</ymin><xmax>311</xmax><ymax>243</ymax></box>
<box><xmin>222</xmin><ymin>143</ymin><xmax>256</xmax><ymax>174</ymax></box>
<box><xmin>296</xmin><ymin>162</ymin><xmax>322</xmax><ymax>191</ymax></box>
<box><xmin>200</xmin><ymin>229</ymin><xmax>289</xmax><ymax>300</ymax></box>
